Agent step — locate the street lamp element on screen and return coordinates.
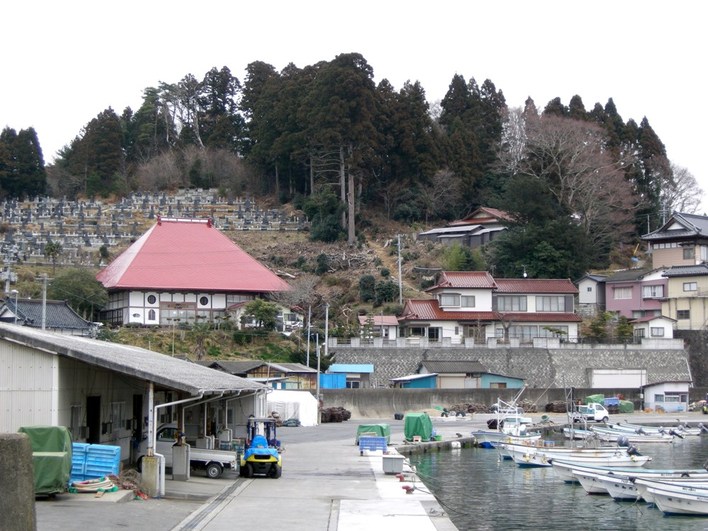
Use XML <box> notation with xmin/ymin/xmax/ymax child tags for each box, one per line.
<box><xmin>10</xmin><ymin>289</ymin><xmax>18</xmax><ymax>325</ymax></box>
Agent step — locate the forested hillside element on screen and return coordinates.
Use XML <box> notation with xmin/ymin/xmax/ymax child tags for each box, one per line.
<box><xmin>1</xmin><ymin>52</ymin><xmax>703</xmax><ymax>279</ymax></box>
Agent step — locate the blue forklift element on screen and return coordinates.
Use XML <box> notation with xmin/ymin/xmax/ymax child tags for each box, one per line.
<box><xmin>239</xmin><ymin>417</ymin><xmax>282</xmax><ymax>478</ymax></box>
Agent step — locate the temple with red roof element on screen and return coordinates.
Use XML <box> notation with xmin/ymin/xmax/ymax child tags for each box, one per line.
<box><xmin>96</xmin><ymin>217</ymin><xmax>291</xmax><ymax>326</ymax></box>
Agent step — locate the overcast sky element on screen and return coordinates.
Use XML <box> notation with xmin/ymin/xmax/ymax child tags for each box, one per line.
<box><xmin>3</xmin><ymin>1</ymin><xmax>705</xmax><ymax>214</ymax></box>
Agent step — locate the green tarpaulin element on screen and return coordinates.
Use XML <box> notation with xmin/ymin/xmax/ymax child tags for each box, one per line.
<box><xmin>18</xmin><ymin>426</ymin><xmax>72</xmax><ymax>495</ymax></box>
<box><xmin>619</xmin><ymin>400</ymin><xmax>635</xmax><ymax>413</ymax></box>
<box><xmin>403</xmin><ymin>412</ymin><xmax>433</xmax><ymax>442</ymax></box>
<box><xmin>585</xmin><ymin>394</ymin><xmax>605</xmax><ymax>404</ymax></box>
<box><xmin>355</xmin><ymin>424</ymin><xmax>391</xmax><ymax>444</ymax></box>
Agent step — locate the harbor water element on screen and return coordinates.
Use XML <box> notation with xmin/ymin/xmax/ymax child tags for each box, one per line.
<box><xmin>409</xmin><ymin>435</ymin><xmax>708</xmax><ymax>530</ymax></box>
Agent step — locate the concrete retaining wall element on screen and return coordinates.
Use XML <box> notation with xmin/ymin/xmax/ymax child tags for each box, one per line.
<box><xmin>330</xmin><ymin>347</ymin><xmax>690</xmax><ymax>389</ymax></box>
<box><xmin>0</xmin><ymin>433</ymin><xmax>36</xmax><ymax>530</ymax></box>
<box><xmin>322</xmin><ymin>388</ymin><xmax>643</xmax><ymax>418</ymax></box>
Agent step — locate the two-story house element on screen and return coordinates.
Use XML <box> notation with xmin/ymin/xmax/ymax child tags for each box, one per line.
<box><xmin>661</xmin><ymin>264</ymin><xmax>708</xmax><ymax>330</ymax></box>
<box><xmin>642</xmin><ymin>212</ymin><xmax>708</xmax><ymax>268</ymax></box>
<box><xmin>640</xmin><ymin>211</ymin><xmax>708</xmax><ymax>331</ymax></box>
<box><xmin>398</xmin><ymin>271</ymin><xmax>581</xmax><ymax>344</ymax></box>
<box><xmin>575</xmin><ymin>273</ymin><xmax>607</xmax><ymax>317</ymax></box>
<box><xmin>604</xmin><ymin>268</ymin><xmax>667</xmax><ymax>319</ymax></box>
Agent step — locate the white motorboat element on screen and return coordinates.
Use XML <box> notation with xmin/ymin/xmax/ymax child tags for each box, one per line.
<box><xmin>573</xmin><ymin>468</ymin><xmax>612</xmax><ymax>494</ymax></box>
<box><xmin>637</xmin><ymin>480</ymin><xmax>708</xmax><ymax>514</ymax></box>
<box><xmin>590</xmin><ymin>425</ymin><xmax>675</xmax><ymax>444</ymax></box>
<box><xmin>551</xmin><ymin>460</ymin><xmax>708</xmax><ymax>486</ymax></box>
<box><xmin>503</xmin><ymin>443</ymin><xmax>652</xmax><ymax>468</ymax></box>
<box><xmin>534</xmin><ymin>452</ymin><xmax>651</xmax><ymax>468</ymax></box>
<box><xmin>613</xmin><ymin>420</ymin><xmax>706</xmax><ymax>437</ymax></box>
<box><xmin>473</xmin><ymin>391</ymin><xmax>541</xmax><ymax>449</ymax></box>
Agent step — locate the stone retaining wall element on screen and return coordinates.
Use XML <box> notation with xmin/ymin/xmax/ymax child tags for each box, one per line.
<box><xmin>330</xmin><ymin>347</ymin><xmax>690</xmax><ymax>389</ymax></box>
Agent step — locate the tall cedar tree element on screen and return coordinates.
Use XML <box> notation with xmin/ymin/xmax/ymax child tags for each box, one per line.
<box><xmin>0</xmin><ymin>127</ymin><xmax>46</xmax><ymax>198</ymax></box>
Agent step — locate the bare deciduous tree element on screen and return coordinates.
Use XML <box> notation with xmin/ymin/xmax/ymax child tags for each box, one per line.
<box><xmin>661</xmin><ymin>163</ymin><xmax>704</xmax><ymax>215</ymax></box>
<box><xmin>500</xmin><ymin>113</ymin><xmax>636</xmax><ymax>251</ymax></box>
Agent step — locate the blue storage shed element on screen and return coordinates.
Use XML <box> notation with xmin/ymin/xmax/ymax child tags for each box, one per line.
<box><xmin>389</xmin><ymin>373</ymin><xmax>438</xmax><ymax>389</ymax></box>
<box><xmin>327</xmin><ymin>364</ymin><xmax>374</xmax><ymax>389</ymax></box>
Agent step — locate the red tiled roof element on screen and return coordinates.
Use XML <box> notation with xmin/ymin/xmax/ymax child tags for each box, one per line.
<box><xmin>494</xmin><ymin>278</ymin><xmax>578</xmax><ymax>294</ymax></box>
<box><xmin>358</xmin><ymin>315</ymin><xmax>399</xmax><ymax>326</ymax></box>
<box><xmin>400</xmin><ymin>300</ymin><xmax>497</xmax><ymax>321</ymax></box>
<box><xmin>496</xmin><ymin>312</ymin><xmax>582</xmax><ymax>323</ymax></box>
<box><xmin>428</xmin><ymin>271</ymin><xmax>497</xmax><ymax>290</ymax></box>
<box><xmin>400</xmin><ymin>300</ymin><xmax>581</xmax><ymax>323</ymax></box>
<box><xmin>96</xmin><ymin>218</ymin><xmax>291</xmax><ymax>293</ymax></box>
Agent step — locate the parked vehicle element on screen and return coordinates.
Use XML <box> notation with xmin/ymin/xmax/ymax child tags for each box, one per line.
<box><xmin>572</xmin><ymin>403</ymin><xmax>610</xmax><ymax>423</ymax></box>
<box><xmin>136</xmin><ymin>423</ymin><xmax>238</xmax><ymax>479</ymax></box>
<box><xmin>239</xmin><ymin>417</ymin><xmax>282</xmax><ymax>478</ymax></box>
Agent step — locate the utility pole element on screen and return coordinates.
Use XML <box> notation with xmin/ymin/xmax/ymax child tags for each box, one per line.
<box><xmin>306</xmin><ymin>305</ymin><xmax>312</xmax><ymax>368</ymax></box>
<box><xmin>397</xmin><ymin>234</ymin><xmax>403</xmax><ymax>305</ymax></box>
<box><xmin>40</xmin><ymin>274</ymin><xmax>48</xmax><ymax>330</ymax></box>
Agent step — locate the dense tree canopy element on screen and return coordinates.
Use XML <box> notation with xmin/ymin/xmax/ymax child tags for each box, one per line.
<box><xmin>5</xmin><ymin>52</ymin><xmax>697</xmax><ymax>277</ymax></box>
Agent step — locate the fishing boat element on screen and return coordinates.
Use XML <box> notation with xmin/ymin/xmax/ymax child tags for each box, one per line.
<box><xmin>472</xmin><ymin>416</ymin><xmax>541</xmax><ymax>448</ymax></box>
<box><xmin>612</xmin><ymin>420</ymin><xmax>706</xmax><ymax>437</ymax></box>
<box><xmin>502</xmin><ymin>442</ymin><xmax>652</xmax><ymax>468</ymax></box>
<box><xmin>635</xmin><ymin>479</ymin><xmax>708</xmax><ymax>514</ymax></box>
<box><xmin>551</xmin><ymin>460</ymin><xmax>708</xmax><ymax>487</ymax></box>
<box><xmin>472</xmin><ymin>390</ymin><xmax>541</xmax><ymax>448</ymax></box>
<box><xmin>590</xmin><ymin>425</ymin><xmax>675</xmax><ymax>444</ymax></box>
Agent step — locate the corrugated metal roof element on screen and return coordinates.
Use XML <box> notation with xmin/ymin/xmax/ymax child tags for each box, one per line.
<box><xmin>328</xmin><ymin>364</ymin><xmax>374</xmax><ymax>374</ymax></box>
<box><xmin>0</xmin><ymin>323</ymin><xmax>266</xmax><ymax>395</ymax></box>
<box><xmin>420</xmin><ymin>360</ymin><xmax>487</xmax><ymax>373</ymax></box>
<box><xmin>205</xmin><ymin>360</ymin><xmax>265</xmax><ymax>374</ymax></box>
<box><xmin>389</xmin><ymin>373</ymin><xmax>438</xmax><ymax>382</ymax></box>
<box><xmin>96</xmin><ymin>218</ymin><xmax>291</xmax><ymax>293</ymax></box>
<box><xmin>268</xmin><ymin>362</ymin><xmax>317</xmax><ymax>374</ymax></box>
<box><xmin>494</xmin><ymin>278</ymin><xmax>578</xmax><ymax>294</ymax></box>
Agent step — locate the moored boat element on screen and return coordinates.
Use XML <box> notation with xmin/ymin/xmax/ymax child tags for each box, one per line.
<box><xmin>590</xmin><ymin>425</ymin><xmax>675</xmax><ymax>444</ymax></box>
<box><xmin>503</xmin><ymin>443</ymin><xmax>652</xmax><ymax>468</ymax></box>
<box><xmin>551</xmin><ymin>460</ymin><xmax>708</xmax><ymax>486</ymax></box>
<box><xmin>636</xmin><ymin>480</ymin><xmax>708</xmax><ymax>514</ymax></box>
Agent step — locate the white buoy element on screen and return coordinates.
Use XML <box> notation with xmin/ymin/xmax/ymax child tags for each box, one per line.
<box><xmin>450</xmin><ymin>441</ymin><xmax>461</xmax><ymax>449</ymax></box>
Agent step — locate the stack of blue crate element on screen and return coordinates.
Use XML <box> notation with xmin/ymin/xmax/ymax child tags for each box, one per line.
<box><xmin>358</xmin><ymin>436</ymin><xmax>388</xmax><ymax>455</ymax></box>
<box><xmin>71</xmin><ymin>442</ymin><xmax>90</xmax><ymax>483</ymax></box>
<box><xmin>85</xmin><ymin>444</ymin><xmax>121</xmax><ymax>479</ymax></box>
<box><xmin>70</xmin><ymin>443</ymin><xmax>121</xmax><ymax>483</ymax></box>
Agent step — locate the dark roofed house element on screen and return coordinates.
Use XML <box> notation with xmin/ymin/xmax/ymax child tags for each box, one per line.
<box><xmin>417</xmin><ymin>207</ymin><xmax>511</xmax><ymax>249</ymax></box>
<box><xmin>418</xmin><ymin>360</ymin><xmax>525</xmax><ymax>389</ymax></box>
<box><xmin>0</xmin><ymin>298</ymin><xmax>97</xmax><ymax>336</ymax></box>
<box><xmin>641</xmin><ymin>211</ymin><xmax>708</xmax><ymax>268</ymax></box>
<box><xmin>96</xmin><ymin>217</ymin><xmax>291</xmax><ymax>326</ymax></box>
<box><xmin>204</xmin><ymin>360</ymin><xmax>317</xmax><ymax>390</ymax></box>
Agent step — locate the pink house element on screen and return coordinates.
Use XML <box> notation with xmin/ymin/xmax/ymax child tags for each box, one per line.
<box><xmin>604</xmin><ymin>268</ymin><xmax>667</xmax><ymax>319</ymax></box>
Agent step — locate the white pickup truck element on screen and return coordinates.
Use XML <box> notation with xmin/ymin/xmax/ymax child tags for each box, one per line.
<box><xmin>571</xmin><ymin>403</ymin><xmax>610</xmax><ymax>423</ymax></box>
<box><xmin>136</xmin><ymin>423</ymin><xmax>238</xmax><ymax>478</ymax></box>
